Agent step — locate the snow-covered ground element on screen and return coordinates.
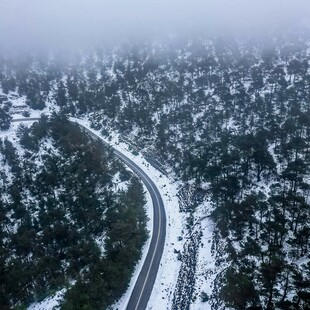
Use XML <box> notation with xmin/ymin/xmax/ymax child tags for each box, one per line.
<box><xmin>190</xmin><ymin>201</ymin><xmax>215</xmax><ymax>310</ymax></box>
<box><xmin>28</xmin><ymin>289</ymin><xmax>66</xmax><ymax>310</ymax></box>
<box><xmin>6</xmin><ymin>91</ymin><xmax>58</xmax><ymax>121</ymax></box>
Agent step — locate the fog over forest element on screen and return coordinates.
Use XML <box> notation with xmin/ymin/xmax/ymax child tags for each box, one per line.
<box><xmin>1</xmin><ymin>0</ymin><xmax>310</xmax><ymax>52</ymax></box>
<box><xmin>2</xmin><ymin>1</ymin><xmax>310</xmax><ymax>310</ymax></box>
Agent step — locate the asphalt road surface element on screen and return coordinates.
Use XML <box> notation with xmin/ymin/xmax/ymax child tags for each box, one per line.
<box><xmin>12</xmin><ymin>118</ymin><xmax>167</xmax><ymax>310</ymax></box>
<box><xmin>80</xmin><ymin>124</ymin><xmax>167</xmax><ymax>310</ymax></box>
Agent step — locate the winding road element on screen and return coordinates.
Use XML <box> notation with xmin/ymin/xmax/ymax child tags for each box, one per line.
<box><xmin>12</xmin><ymin>118</ymin><xmax>167</xmax><ymax>310</ymax></box>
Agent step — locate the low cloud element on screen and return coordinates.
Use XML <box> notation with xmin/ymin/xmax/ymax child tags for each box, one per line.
<box><xmin>0</xmin><ymin>0</ymin><xmax>309</xmax><ymax>52</ymax></box>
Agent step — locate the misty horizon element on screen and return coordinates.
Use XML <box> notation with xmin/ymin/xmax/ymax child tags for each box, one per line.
<box><xmin>1</xmin><ymin>0</ymin><xmax>310</xmax><ymax>53</ymax></box>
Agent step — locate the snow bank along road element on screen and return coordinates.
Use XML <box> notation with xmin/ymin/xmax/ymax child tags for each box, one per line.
<box><xmin>12</xmin><ymin>118</ymin><xmax>167</xmax><ymax>310</ymax></box>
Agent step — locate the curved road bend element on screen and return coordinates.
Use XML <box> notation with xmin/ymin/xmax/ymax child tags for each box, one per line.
<box><xmin>12</xmin><ymin>118</ymin><xmax>167</xmax><ymax>310</ymax></box>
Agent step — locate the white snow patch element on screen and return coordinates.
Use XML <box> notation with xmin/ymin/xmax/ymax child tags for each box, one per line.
<box><xmin>190</xmin><ymin>201</ymin><xmax>215</xmax><ymax>310</ymax></box>
<box><xmin>27</xmin><ymin>288</ymin><xmax>66</xmax><ymax>310</ymax></box>
<box><xmin>112</xmin><ymin>171</ymin><xmax>130</xmax><ymax>192</ymax></box>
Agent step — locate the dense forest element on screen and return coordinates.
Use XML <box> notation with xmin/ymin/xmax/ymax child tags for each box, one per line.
<box><xmin>0</xmin><ymin>115</ymin><xmax>148</xmax><ymax>309</ymax></box>
<box><xmin>1</xmin><ymin>30</ymin><xmax>310</xmax><ymax>309</ymax></box>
